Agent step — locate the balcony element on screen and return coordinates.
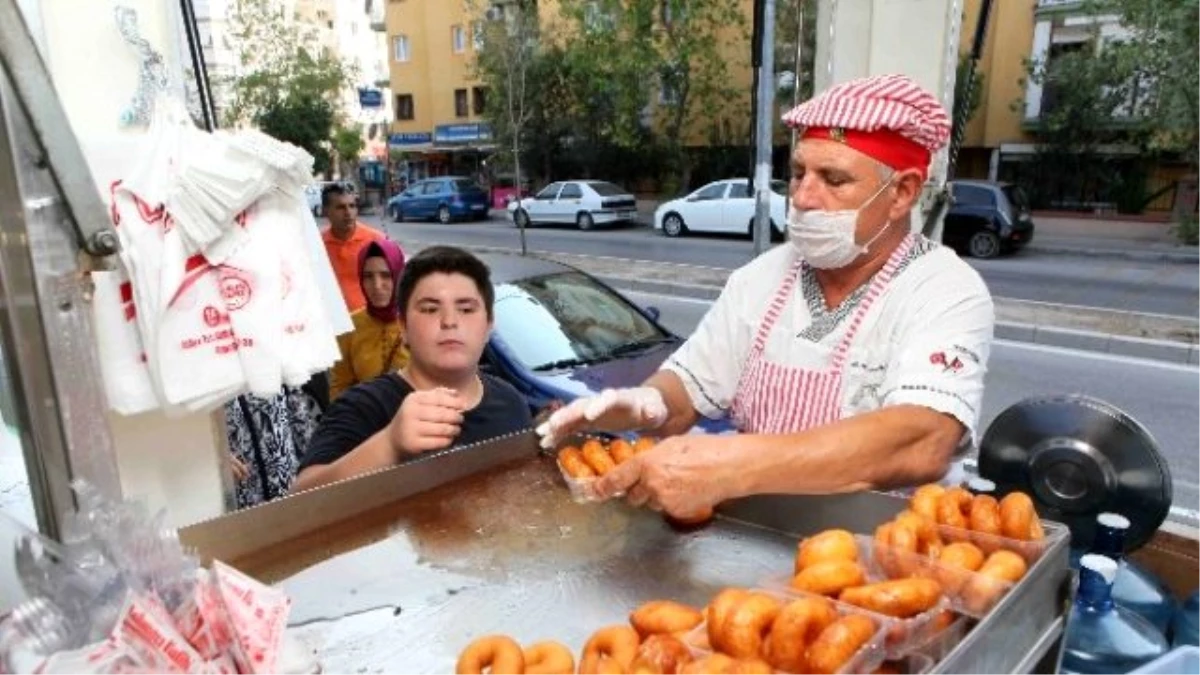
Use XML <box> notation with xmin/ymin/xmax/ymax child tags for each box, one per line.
<box><xmin>1036</xmin><ymin>0</ymin><xmax>1085</xmax><ymax>15</ymax></box>
<box><xmin>368</xmin><ymin>0</ymin><xmax>386</xmax><ymax>32</ymax></box>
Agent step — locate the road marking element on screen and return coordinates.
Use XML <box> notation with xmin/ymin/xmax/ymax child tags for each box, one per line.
<box><xmin>999</xmin><ymin>296</ymin><xmax>1199</xmax><ymax>322</ymax></box>
<box><xmin>997</xmin><ymin>340</ymin><xmax>1199</xmax><ymax>373</ymax></box>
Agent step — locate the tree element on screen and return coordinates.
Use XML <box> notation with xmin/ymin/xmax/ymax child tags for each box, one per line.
<box><xmin>1089</xmin><ymin>0</ymin><xmax>1199</xmax><ymax>168</ymax></box>
<box><xmin>331</xmin><ymin>125</ymin><xmax>366</xmax><ymax>182</ymax></box>
<box><xmin>1019</xmin><ymin>41</ymin><xmax>1140</xmax><ymax>209</ymax></box>
<box><xmin>472</xmin><ymin>0</ymin><xmax>541</xmax><ymax>255</ymax></box>
<box><xmin>775</xmin><ymin>0</ymin><xmax>818</xmax><ymax>110</ymax></box>
<box><xmin>948</xmin><ymin>54</ymin><xmax>986</xmax><ymax>173</ymax></box>
<box><xmin>652</xmin><ymin>0</ymin><xmax>749</xmax><ymax>192</ymax></box>
<box><xmin>221</xmin><ymin>0</ymin><xmax>355</xmax><ymax>173</ymax></box>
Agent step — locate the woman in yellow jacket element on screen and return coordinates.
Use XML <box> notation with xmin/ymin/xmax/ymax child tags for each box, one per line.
<box><xmin>329</xmin><ymin>239</ymin><xmax>410</xmax><ymax>400</ymax></box>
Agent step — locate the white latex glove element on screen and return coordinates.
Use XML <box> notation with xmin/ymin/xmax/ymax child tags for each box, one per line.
<box><xmin>535</xmin><ymin>387</ymin><xmax>668</xmax><ymax>449</ymax></box>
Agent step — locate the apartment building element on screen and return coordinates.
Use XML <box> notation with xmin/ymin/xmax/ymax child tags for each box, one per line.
<box><xmin>340</xmin><ymin>0</ymin><xmax>393</xmax><ymax>162</ymax></box>
<box><xmin>385</xmin><ymin>0</ymin><xmax>493</xmax><ymax>183</ymax></box>
<box><xmin>956</xmin><ymin>0</ymin><xmax>1186</xmax><ymax>212</ymax></box>
<box><xmin>385</xmin><ymin>0</ymin><xmax>754</xmax><ymax>185</ymax></box>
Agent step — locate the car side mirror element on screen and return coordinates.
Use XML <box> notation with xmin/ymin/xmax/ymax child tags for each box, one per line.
<box><xmin>644</xmin><ymin>306</ymin><xmax>661</xmax><ymax>321</ymax></box>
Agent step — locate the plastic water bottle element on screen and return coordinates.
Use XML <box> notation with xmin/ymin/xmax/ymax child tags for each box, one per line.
<box><xmin>1062</xmin><ymin>554</ymin><xmax>1169</xmax><ymax>674</ymax></box>
<box><xmin>1173</xmin><ymin>592</ymin><xmax>1199</xmax><ymax>648</ymax></box>
<box><xmin>963</xmin><ymin>477</ymin><xmax>996</xmax><ymax>496</ymax></box>
<box><xmin>1068</xmin><ymin>513</ymin><xmax>1177</xmax><ymax>635</ymax></box>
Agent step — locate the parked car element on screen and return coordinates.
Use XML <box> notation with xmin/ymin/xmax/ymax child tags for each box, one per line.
<box><xmin>304</xmin><ymin>180</ymin><xmax>357</xmax><ymax>217</ymax></box>
<box><xmin>942</xmin><ymin>180</ymin><xmax>1035</xmax><ymax>258</ymax></box>
<box><xmin>653</xmin><ymin>178</ymin><xmax>789</xmax><ymax>239</ymax></box>
<box><xmin>480</xmin><ymin>252</ymin><xmax>732</xmax><ymax>435</ymax></box>
<box><xmin>388</xmin><ymin>176</ymin><xmax>491</xmax><ymax>224</ymax></box>
<box><xmin>507</xmin><ymin>181</ymin><xmax>638</xmax><ymax>230</ymax></box>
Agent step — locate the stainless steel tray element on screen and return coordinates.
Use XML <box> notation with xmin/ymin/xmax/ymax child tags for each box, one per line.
<box><xmin>181</xmin><ymin>441</ymin><xmax>1072</xmax><ymax>674</ymax></box>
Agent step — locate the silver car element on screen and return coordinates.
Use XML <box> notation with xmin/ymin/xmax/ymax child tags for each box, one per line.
<box><xmin>507</xmin><ymin>180</ymin><xmax>638</xmax><ymax>230</ymax></box>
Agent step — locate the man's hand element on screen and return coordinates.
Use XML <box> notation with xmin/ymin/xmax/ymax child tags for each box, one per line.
<box><xmin>227</xmin><ymin>453</ymin><xmax>250</xmax><ymax>483</ymax></box>
<box><xmin>590</xmin><ymin>434</ymin><xmax>743</xmax><ymax>519</ymax></box>
<box><xmin>535</xmin><ymin>387</ymin><xmax>668</xmax><ymax>449</ymax></box>
<box><xmin>388</xmin><ymin>388</ymin><xmax>466</xmax><ymax>456</ymax></box>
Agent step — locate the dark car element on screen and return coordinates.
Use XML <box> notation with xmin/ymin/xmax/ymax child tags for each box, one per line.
<box><xmin>478</xmin><ymin>253</ymin><xmax>733</xmax><ymax>436</ymax></box>
<box><xmin>388</xmin><ymin>177</ymin><xmax>490</xmax><ymax>224</ymax></box>
<box><xmin>942</xmin><ymin>180</ymin><xmax>1035</xmax><ymax>259</ymax></box>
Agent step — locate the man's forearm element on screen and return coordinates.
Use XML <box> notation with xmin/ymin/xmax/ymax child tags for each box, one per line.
<box><xmin>291</xmin><ymin>430</ymin><xmax>395</xmax><ymax>492</ymax></box>
<box><xmin>727</xmin><ymin>405</ymin><xmax>962</xmax><ymax>498</ymax></box>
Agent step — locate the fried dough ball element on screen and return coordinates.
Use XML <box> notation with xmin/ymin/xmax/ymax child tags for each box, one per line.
<box><xmin>581</xmin><ymin>439</ymin><xmax>617</xmax><ymax>476</ymax></box>
<box><xmin>807</xmin><ymin>614</ymin><xmax>878</xmax><ymax>675</ymax></box>
<box><xmin>910</xmin><ymin>484</ymin><xmax>946</xmax><ymax>520</ymax></box>
<box><xmin>456</xmin><ymin>635</ymin><xmax>524</xmax><ymax>674</ymax></box>
<box><xmin>963</xmin><ymin>550</ymin><xmax>1028</xmax><ymax>614</ymax></box>
<box><xmin>999</xmin><ymin>492</ymin><xmax>1044</xmax><ymax>541</ymax></box>
<box><xmin>629</xmin><ymin>600</ymin><xmax>704</xmax><ymax>639</ymax></box>
<box><xmin>557</xmin><ymin>447</ymin><xmax>597</xmax><ymax>479</ymax></box>
<box><xmin>790</xmin><ymin>560</ymin><xmax>867</xmax><ymax>597</ymax></box>
<box><xmin>580</xmin><ymin>625</ymin><xmax>641</xmax><ymax>674</ymax></box>
<box><xmin>523</xmin><ymin>641</ymin><xmax>575</xmax><ymax>675</ymax></box>
<box><xmin>796</xmin><ymin>529</ymin><xmax>858</xmax><ymax>573</ymax></box>
<box><xmin>719</xmin><ymin>592</ymin><xmax>782</xmax><ymax>659</ymax></box>
<box><xmin>609</xmin><ymin>438</ymin><xmax>636</xmax><ymax>465</ymax></box>
<box><xmin>936</xmin><ymin>487</ymin><xmax>974</xmax><ymax>529</ymax></box>
<box><xmin>629</xmin><ymin>634</ymin><xmax>693</xmax><ymax>674</ymax></box>
<box><xmin>763</xmin><ymin>597</ymin><xmax>838</xmax><ymax>673</ymax></box>
<box><xmin>838</xmin><ymin>578</ymin><xmax>944</xmax><ymax>618</ymax></box>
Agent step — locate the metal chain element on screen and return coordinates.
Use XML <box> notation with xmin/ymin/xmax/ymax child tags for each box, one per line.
<box><xmin>114</xmin><ymin>6</ymin><xmax>173</xmax><ymax>127</ymax></box>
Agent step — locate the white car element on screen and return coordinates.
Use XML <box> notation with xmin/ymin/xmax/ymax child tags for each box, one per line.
<box><xmin>507</xmin><ymin>180</ymin><xmax>638</xmax><ymax>230</ymax></box>
<box><xmin>653</xmin><ymin>178</ymin><xmax>789</xmax><ymax>238</ymax></box>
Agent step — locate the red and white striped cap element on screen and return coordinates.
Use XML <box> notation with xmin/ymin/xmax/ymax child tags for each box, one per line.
<box><xmin>782</xmin><ymin>74</ymin><xmax>951</xmax><ymax>177</ymax></box>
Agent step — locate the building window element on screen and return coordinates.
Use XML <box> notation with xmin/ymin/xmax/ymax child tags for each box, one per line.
<box><xmin>472</xmin><ymin>87</ymin><xmax>487</xmax><ymax>115</ymax></box>
<box><xmin>452</xmin><ymin>25</ymin><xmax>466</xmax><ymax>53</ymax></box>
<box><xmin>396</xmin><ymin>94</ymin><xmax>414</xmax><ymax>120</ymax></box>
<box><xmin>455</xmin><ymin>89</ymin><xmax>469</xmax><ymax>117</ymax></box>
<box><xmin>392</xmin><ymin>35</ymin><xmax>410</xmax><ymax>62</ymax></box>
<box><xmin>473</xmin><ymin>21</ymin><xmax>485</xmax><ymax>49</ymax></box>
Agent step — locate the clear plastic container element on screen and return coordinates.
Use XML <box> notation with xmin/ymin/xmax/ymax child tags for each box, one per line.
<box><xmin>873</xmin><ymin>652</ymin><xmax>935</xmax><ymax>674</ymax></box>
<box><xmin>1061</xmin><ymin>555</ymin><xmax>1169</xmax><ymax>674</ymax></box>
<box><xmin>835</xmin><ymin>534</ymin><xmax>1014</xmax><ymax>619</ymax></box>
<box><xmin>759</xmin><ymin>570</ymin><xmax>951</xmax><ymax>659</ymax></box>
<box><xmin>680</xmin><ymin>588</ymin><xmax>888</xmax><ymax>674</ymax></box>
<box><xmin>930</xmin><ymin>520</ymin><xmax>1065</xmax><ymax>565</ymax></box>
<box><xmin>554</xmin><ymin>456</ymin><xmax>602</xmax><ymax>504</ymax></box>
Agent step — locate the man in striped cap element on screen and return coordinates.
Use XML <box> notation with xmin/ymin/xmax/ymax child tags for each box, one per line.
<box><xmin>538</xmin><ymin>74</ymin><xmax>995</xmax><ymax>520</ymax></box>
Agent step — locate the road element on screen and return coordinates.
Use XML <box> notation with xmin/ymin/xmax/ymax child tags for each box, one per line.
<box><xmin>616</xmin><ymin>288</ymin><xmax>1200</xmax><ymax>517</ymax></box>
<box><xmin>376</xmin><ymin>216</ymin><xmax>1200</xmax><ymax>318</ymax></box>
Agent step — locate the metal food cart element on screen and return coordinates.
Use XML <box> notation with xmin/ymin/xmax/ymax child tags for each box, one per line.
<box><xmin>180</xmin><ymin>431</ymin><xmax>1074</xmax><ymax>673</ymax></box>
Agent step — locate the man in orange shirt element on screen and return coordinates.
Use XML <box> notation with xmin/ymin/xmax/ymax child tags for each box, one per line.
<box><xmin>320</xmin><ymin>183</ymin><xmax>386</xmax><ymax>312</ymax></box>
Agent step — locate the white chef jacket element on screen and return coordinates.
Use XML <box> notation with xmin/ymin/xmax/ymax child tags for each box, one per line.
<box><xmin>662</xmin><ymin>237</ymin><xmax>995</xmax><ymax>445</ymax></box>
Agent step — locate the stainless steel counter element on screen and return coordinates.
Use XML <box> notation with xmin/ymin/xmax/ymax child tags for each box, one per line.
<box><xmin>217</xmin><ymin>452</ymin><xmax>1072</xmax><ymax>674</ymax></box>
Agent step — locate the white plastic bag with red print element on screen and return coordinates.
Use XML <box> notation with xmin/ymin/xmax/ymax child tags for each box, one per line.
<box><xmin>90</xmin><ymin>269</ymin><xmax>157</xmax><ymax>416</ymax></box>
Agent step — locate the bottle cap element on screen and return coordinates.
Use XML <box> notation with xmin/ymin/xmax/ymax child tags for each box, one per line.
<box><xmin>1097</xmin><ymin>512</ymin><xmax>1131</xmax><ymax>530</ymax></box>
<box><xmin>1080</xmin><ymin>554</ymin><xmax>1119</xmax><ymax>584</ymax></box>
<box><xmin>966</xmin><ymin>477</ymin><xmax>996</xmax><ymax>493</ymax></box>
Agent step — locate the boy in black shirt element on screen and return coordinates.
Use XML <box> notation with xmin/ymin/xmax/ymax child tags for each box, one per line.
<box><xmin>293</xmin><ymin>246</ymin><xmax>532</xmax><ymax>492</ymax></box>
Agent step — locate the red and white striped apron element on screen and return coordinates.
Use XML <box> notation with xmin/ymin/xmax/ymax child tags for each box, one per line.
<box><xmin>731</xmin><ymin>236</ymin><xmax>914</xmax><ymax>434</ymax></box>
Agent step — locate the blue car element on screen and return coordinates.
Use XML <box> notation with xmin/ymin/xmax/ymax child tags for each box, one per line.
<box><xmin>479</xmin><ymin>253</ymin><xmax>733</xmax><ymax>436</ymax></box>
<box><xmin>388</xmin><ymin>176</ymin><xmax>491</xmax><ymax>224</ymax></box>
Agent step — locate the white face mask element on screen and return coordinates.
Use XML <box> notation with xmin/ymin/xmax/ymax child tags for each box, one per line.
<box><xmin>788</xmin><ymin>178</ymin><xmax>894</xmax><ymax>269</ymax></box>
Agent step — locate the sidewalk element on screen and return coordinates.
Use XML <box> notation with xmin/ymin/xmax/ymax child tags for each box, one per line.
<box><xmin>634</xmin><ymin>199</ymin><xmax>1199</xmax><ymax>263</ymax></box>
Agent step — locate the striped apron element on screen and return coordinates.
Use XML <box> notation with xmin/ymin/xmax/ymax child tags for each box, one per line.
<box><xmin>731</xmin><ymin>235</ymin><xmax>913</xmax><ymax>434</ymax></box>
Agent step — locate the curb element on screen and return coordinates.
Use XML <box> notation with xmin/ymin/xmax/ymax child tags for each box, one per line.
<box><xmin>1026</xmin><ymin>244</ymin><xmax>1199</xmax><ymax>264</ymax></box>
<box><xmin>994</xmin><ymin>322</ymin><xmax>1197</xmax><ymax>365</ymax></box>
<box><xmin>395</xmin><ymin>238</ymin><xmax>1198</xmax><ymax>366</ymax></box>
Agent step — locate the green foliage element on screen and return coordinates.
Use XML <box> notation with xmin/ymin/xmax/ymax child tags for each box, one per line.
<box><xmin>331</xmin><ymin>124</ymin><xmax>366</xmax><ymax>178</ymax></box>
<box><xmin>1174</xmin><ymin>213</ymin><xmax>1199</xmax><ymax>246</ymax></box>
<box><xmin>221</xmin><ymin>0</ymin><xmax>356</xmax><ymax>172</ymax></box>
<box><xmin>1088</xmin><ymin>0</ymin><xmax>1199</xmax><ymax>166</ymax></box>
<box><xmin>775</xmin><ymin>0</ymin><xmax>818</xmax><ymax>107</ymax></box>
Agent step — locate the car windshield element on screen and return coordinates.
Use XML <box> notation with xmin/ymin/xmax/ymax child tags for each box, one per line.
<box><xmin>588</xmin><ymin>181</ymin><xmax>627</xmax><ymax>197</ymax></box>
<box><xmin>492</xmin><ymin>271</ymin><xmax>667</xmax><ymax>370</ymax></box>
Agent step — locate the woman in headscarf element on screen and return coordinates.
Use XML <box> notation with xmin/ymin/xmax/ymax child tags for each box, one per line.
<box><xmin>329</xmin><ymin>238</ymin><xmax>410</xmax><ymax>400</ymax></box>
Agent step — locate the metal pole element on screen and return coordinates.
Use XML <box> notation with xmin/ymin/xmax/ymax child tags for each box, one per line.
<box><xmin>787</xmin><ymin>0</ymin><xmax>805</xmax><ymax>220</ymax></box>
<box><xmin>753</xmin><ymin>0</ymin><xmax>776</xmax><ymax>255</ymax></box>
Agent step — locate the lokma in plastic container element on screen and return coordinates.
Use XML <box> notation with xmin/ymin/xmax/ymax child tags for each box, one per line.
<box><xmin>681</xmin><ymin>588</ymin><xmax>889</xmax><ymax>674</ymax></box>
<box><xmin>930</xmin><ymin>520</ymin><xmax>1068</xmax><ymax>566</ymax></box>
